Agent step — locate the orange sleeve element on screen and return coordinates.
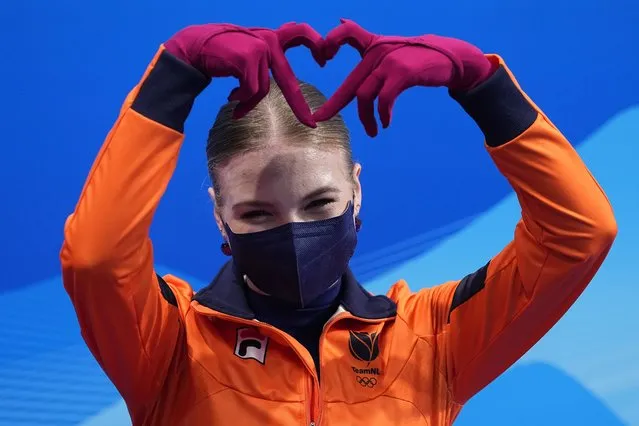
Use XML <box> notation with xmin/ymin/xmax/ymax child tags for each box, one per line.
<box><xmin>60</xmin><ymin>46</ymin><xmax>209</xmax><ymax>411</ymax></box>
<box><xmin>394</xmin><ymin>55</ymin><xmax>617</xmax><ymax>406</ymax></box>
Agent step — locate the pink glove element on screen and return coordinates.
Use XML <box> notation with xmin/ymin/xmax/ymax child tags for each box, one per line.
<box><xmin>313</xmin><ymin>19</ymin><xmax>498</xmax><ymax>136</ymax></box>
<box><xmin>165</xmin><ymin>22</ymin><xmax>326</xmax><ymax>127</ymax></box>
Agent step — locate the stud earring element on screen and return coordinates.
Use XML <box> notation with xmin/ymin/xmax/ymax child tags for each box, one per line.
<box><xmin>220</xmin><ymin>242</ymin><xmax>232</xmax><ymax>256</ymax></box>
<box><xmin>355</xmin><ymin>216</ymin><xmax>362</xmax><ymax>232</ymax></box>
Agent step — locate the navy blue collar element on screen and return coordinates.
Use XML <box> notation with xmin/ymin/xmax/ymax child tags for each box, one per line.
<box><xmin>193</xmin><ymin>261</ymin><xmax>397</xmax><ymax>320</ymax></box>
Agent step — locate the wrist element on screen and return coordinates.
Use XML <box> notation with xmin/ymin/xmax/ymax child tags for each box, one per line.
<box><xmin>131</xmin><ymin>48</ymin><xmax>210</xmax><ymax>133</ymax></box>
<box><xmin>163</xmin><ymin>39</ymin><xmax>192</xmax><ymax>66</ymax></box>
<box><xmin>449</xmin><ymin>65</ymin><xmax>537</xmax><ymax>147</ymax></box>
<box><xmin>480</xmin><ymin>55</ymin><xmax>500</xmax><ymax>81</ymax></box>
<box><xmin>464</xmin><ymin>55</ymin><xmax>499</xmax><ymax>90</ymax></box>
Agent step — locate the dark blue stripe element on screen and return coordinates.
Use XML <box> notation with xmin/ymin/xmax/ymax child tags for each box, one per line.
<box><xmin>131</xmin><ymin>50</ymin><xmax>210</xmax><ymax>133</ymax></box>
<box><xmin>157</xmin><ymin>274</ymin><xmax>177</xmax><ymax>307</ymax></box>
<box><xmin>450</xmin><ymin>66</ymin><xmax>538</xmax><ymax>147</ymax></box>
<box><xmin>448</xmin><ymin>262</ymin><xmax>490</xmax><ymax>322</ymax></box>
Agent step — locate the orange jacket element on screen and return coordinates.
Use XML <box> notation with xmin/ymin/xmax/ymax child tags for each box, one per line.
<box><xmin>61</xmin><ymin>46</ymin><xmax>617</xmax><ymax>426</ymax></box>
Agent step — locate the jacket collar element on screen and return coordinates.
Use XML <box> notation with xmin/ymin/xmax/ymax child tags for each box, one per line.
<box><xmin>193</xmin><ymin>261</ymin><xmax>397</xmax><ymax>320</ymax></box>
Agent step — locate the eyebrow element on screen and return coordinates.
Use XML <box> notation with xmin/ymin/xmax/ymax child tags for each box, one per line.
<box><xmin>301</xmin><ymin>185</ymin><xmax>341</xmax><ymax>202</ymax></box>
<box><xmin>231</xmin><ymin>186</ymin><xmax>341</xmax><ymax>211</ymax></box>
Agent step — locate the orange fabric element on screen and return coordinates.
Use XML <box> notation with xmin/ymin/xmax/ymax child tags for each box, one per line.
<box><xmin>61</xmin><ymin>51</ymin><xmax>616</xmax><ymax>425</ymax></box>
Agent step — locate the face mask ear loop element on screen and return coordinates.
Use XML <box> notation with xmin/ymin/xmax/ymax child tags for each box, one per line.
<box><xmin>350</xmin><ymin>198</ymin><xmax>362</xmax><ymax>232</ymax></box>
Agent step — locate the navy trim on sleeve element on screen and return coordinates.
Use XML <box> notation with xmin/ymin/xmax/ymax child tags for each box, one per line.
<box><xmin>448</xmin><ymin>262</ymin><xmax>489</xmax><ymax>323</ymax></box>
<box><xmin>450</xmin><ymin>67</ymin><xmax>538</xmax><ymax>147</ymax></box>
<box><xmin>131</xmin><ymin>50</ymin><xmax>210</xmax><ymax>133</ymax></box>
<box><xmin>157</xmin><ymin>274</ymin><xmax>178</xmax><ymax>307</ymax></box>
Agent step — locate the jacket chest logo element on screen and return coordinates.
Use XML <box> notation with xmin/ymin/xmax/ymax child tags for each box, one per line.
<box><xmin>348</xmin><ymin>330</ymin><xmax>382</xmax><ymax>388</ymax></box>
<box><xmin>348</xmin><ymin>331</ymin><xmax>380</xmax><ymax>364</ymax></box>
<box><xmin>234</xmin><ymin>327</ymin><xmax>269</xmax><ymax>364</ymax></box>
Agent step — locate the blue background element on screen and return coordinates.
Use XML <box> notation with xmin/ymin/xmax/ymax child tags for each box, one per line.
<box><xmin>1</xmin><ymin>1</ymin><xmax>638</xmax><ymax>425</ymax></box>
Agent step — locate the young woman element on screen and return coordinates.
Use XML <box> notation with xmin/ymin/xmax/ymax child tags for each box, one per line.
<box><xmin>61</xmin><ymin>20</ymin><xmax>617</xmax><ymax>426</ymax></box>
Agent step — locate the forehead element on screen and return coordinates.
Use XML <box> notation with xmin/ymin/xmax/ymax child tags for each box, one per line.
<box><xmin>216</xmin><ymin>144</ymin><xmax>351</xmax><ymax>203</ymax></box>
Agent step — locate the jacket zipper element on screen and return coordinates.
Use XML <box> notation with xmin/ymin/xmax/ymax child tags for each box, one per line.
<box><xmin>310</xmin><ymin>313</ymin><xmax>350</xmax><ymax>426</ymax></box>
<box><xmin>307</xmin><ymin>374</ymin><xmax>317</xmax><ymax>426</ymax></box>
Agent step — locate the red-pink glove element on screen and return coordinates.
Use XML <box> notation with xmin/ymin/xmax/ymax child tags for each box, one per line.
<box><xmin>165</xmin><ymin>22</ymin><xmax>326</xmax><ymax>127</ymax></box>
<box><xmin>313</xmin><ymin>19</ymin><xmax>498</xmax><ymax>136</ymax></box>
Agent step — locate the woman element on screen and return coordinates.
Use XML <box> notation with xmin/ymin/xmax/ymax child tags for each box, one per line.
<box><xmin>61</xmin><ymin>19</ymin><xmax>617</xmax><ymax>425</ymax></box>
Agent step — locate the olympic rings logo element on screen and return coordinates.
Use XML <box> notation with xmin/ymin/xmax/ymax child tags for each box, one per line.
<box><xmin>356</xmin><ymin>376</ymin><xmax>377</xmax><ymax>388</ymax></box>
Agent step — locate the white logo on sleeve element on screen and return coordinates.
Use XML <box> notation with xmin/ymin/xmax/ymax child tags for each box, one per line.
<box><xmin>234</xmin><ymin>327</ymin><xmax>269</xmax><ymax>364</ymax></box>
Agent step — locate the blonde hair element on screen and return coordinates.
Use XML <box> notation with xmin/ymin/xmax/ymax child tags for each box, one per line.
<box><xmin>206</xmin><ymin>79</ymin><xmax>353</xmax><ymax>205</ymax></box>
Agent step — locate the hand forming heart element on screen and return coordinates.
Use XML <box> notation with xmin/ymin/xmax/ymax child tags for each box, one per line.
<box><xmin>314</xmin><ymin>19</ymin><xmax>497</xmax><ymax>137</ymax></box>
<box><xmin>165</xmin><ymin>20</ymin><xmax>496</xmax><ymax>135</ymax></box>
<box><xmin>165</xmin><ymin>22</ymin><xmax>326</xmax><ymax>128</ymax></box>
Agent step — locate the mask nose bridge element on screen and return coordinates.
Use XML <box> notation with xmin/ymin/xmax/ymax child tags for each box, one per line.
<box><xmin>287</xmin><ymin>211</ymin><xmax>305</xmax><ymax>224</ymax></box>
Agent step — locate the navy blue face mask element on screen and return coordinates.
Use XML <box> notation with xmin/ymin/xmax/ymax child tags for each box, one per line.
<box><xmin>224</xmin><ymin>202</ymin><xmax>357</xmax><ymax>308</ymax></box>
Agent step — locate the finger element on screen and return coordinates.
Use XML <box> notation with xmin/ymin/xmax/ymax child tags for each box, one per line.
<box><xmin>227</xmin><ymin>87</ymin><xmax>241</xmax><ymax>102</ymax></box>
<box><xmin>227</xmin><ymin>71</ymin><xmax>256</xmax><ymax>104</ymax></box>
<box><xmin>377</xmin><ymin>74</ymin><xmax>410</xmax><ymax>129</ymax></box>
<box><xmin>233</xmin><ymin>53</ymin><xmax>271</xmax><ymax>119</ymax></box>
<box><xmin>312</xmin><ymin>51</ymin><xmax>379</xmax><ymax>122</ymax></box>
<box><xmin>356</xmin><ymin>71</ymin><xmax>385</xmax><ymax>137</ymax></box>
<box><xmin>226</xmin><ymin>58</ymin><xmax>260</xmax><ymax>106</ymax></box>
<box><xmin>226</xmin><ymin>42</ymin><xmax>264</xmax><ymax>103</ymax></box>
<box><xmin>324</xmin><ymin>18</ymin><xmax>375</xmax><ymax>60</ymax></box>
<box><xmin>265</xmin><ymin>37</ymin><xmax>316</xmax><ymax>127</ymax></box>
<box><xmin>276</xmin><ymin>22</ymin><xmax>327</xmax><ymax>67</ymax></box>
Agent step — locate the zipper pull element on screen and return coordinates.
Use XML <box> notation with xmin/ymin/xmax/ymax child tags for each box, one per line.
<box><xmin>310</xmin><ymin>423</ymin><xmax>316</xmax><ymax>426</ymax></box>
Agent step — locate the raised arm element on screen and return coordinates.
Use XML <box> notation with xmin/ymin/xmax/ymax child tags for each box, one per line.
<box><xmin>61</xmin><ymin>23</ymin><xmax>325</xmax><ymax>415</ymax></box>
<box><xmin>60</xmin><ymin>46</ymin><xmax>208</xmax><ymax>409</ymax></box>
<box><xmin>313</xmin><ymin>20</ymin><xmax>617</xmax><ymax>408</ymax></box>
<box><xmin>429</xmin><ymin>59</ymin><xmax>616</xmax><ymax>404</ymax></box>
<box><xmin>393</xmin><ymin>59</ymin><xmax>617</xmax><ymax>406</ymax></box>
